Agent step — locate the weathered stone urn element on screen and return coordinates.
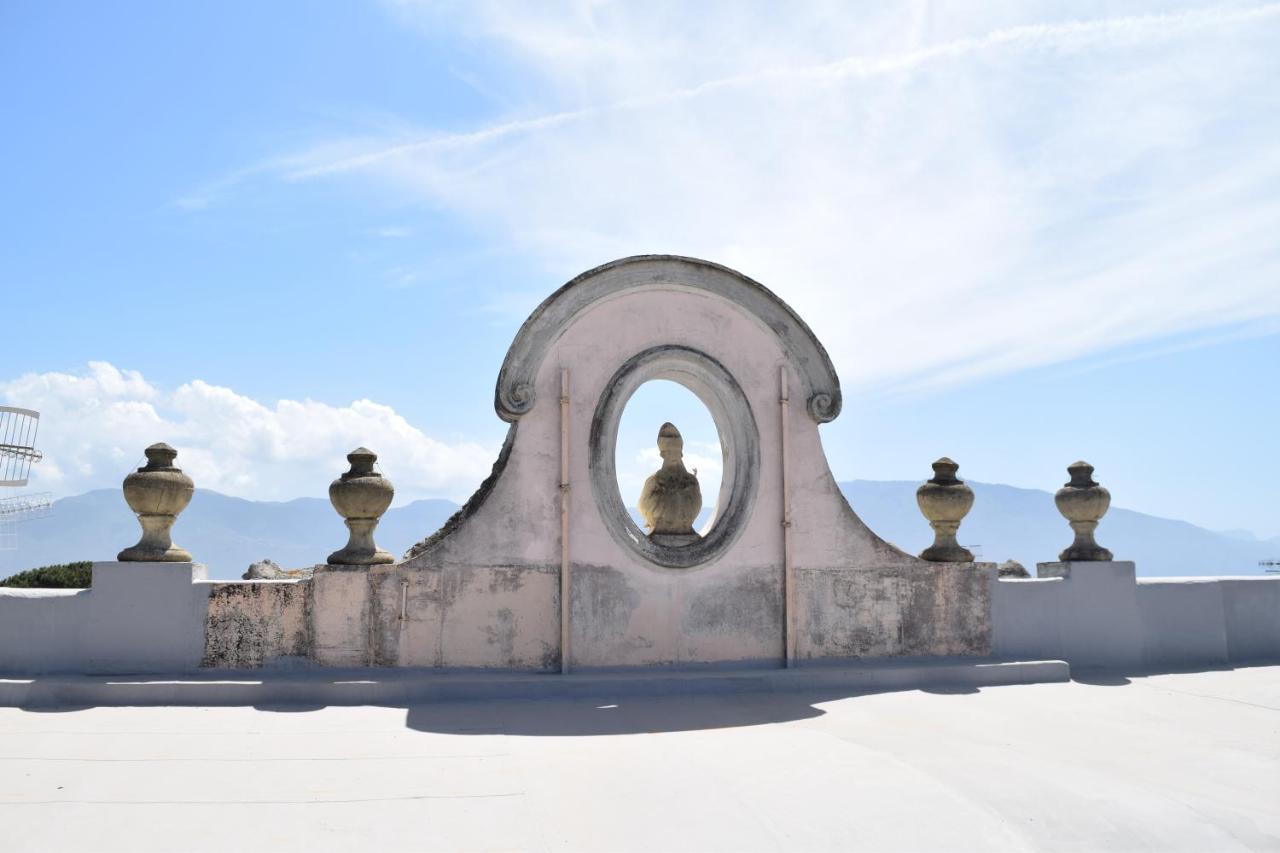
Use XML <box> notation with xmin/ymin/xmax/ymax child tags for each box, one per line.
<box><xmin>327</xmin><ymin>447</ymin><xmax>395</xmax><ymax>566</ymax></box>
<box><xmin>118</xmin><ymin>443</ymin><xmax>195</xmax><ymax>562</ymax></box>
<box><xmin>638</xmin><ymin>422</ymin><xmax>702</xmax><ymax>547</ymax></box>
<box><xmin>916</xmin><ymin>457</ymin><xmax>975</xmax><ymax>562</ymax></box>
<box><xmin>1054</xmin><ymin>461</ymin><xmax>1114</xmax><ymax>561</ymax></box>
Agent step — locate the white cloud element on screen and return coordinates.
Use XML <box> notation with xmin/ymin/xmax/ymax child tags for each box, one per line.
<box><xmin>195</xmin><ymin>2</ymin><xmax>1280</xmax><ymax>394</ymax></box>
<box><xmin>0</xmin><ymin>362</ymin><xmax>496</xmax><ymax>503</ymax></box>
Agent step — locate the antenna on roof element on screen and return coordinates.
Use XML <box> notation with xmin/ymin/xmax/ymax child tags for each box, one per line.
<box><xmin>0</xmin><ymin>407</ymin><xmax>42</xmax><ymax>487</ymax></box>
<box><xmin>0</xmin><ymin>492</ymin><xmax>52</xmax><ymax>554</ymax></box>
<box><xmin>0</xmin><ymin>406</ymin><xmax>51</xmax><ymax>573</ymax></box>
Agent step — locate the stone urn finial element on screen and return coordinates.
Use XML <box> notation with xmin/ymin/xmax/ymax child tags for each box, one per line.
<box><xmin>118</xmin><ymin>442</ymin><xmax>195</xmax><ymax>562</ymax></box>
<box><xmin>916</xmin><ymin>457</ymin><xmax>975</xmax><ymax>562</ymax></box>
<box><xmin>327</xmin><ymin>447</ymin><xmax>395</xmax><ymax>566</ymax></box>
<box><xmin>1054</xmin><ymin>461</ymin><xmax>1113</xmax><ymax>561</ymax></box>
<box><xmin>638</xmin><ymin>422</ymin><xmax>702</xmax><ymax>547</ymax></box>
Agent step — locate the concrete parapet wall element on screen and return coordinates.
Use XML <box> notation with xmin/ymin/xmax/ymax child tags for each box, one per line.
<box><xmin>364</xmin><ymin>564</ymin><xmax>560</xmax><ymax>670</ymax></box>
<box><xmin>798</xmin><ymin>563</ymin><xmax>991</xmax><ymax>659</ymax></box>
<box><xmin>1137</xmin><ymin>579</ymin><xmax>1229</xmax><ymax>667</ymax></box>
<box><xmin>568</xmin><ymin>562</ymin><xmax>783</xmax><ymax>668</ymax></box>
<box><xmin>0</xmin><ymin>588</ymin><xmax>91</xmax><ymax>673</ymax></box>
<box><xmin>1135</xmin><ymin>577</ymin><xmax>1280</xmax><ymax>667</ymax></box>
<box><xmin>1219</xmin><ymin>578</ymin><xmax>1280</xmax><ymax>661</ymax></box>
<box><xmin>202</xmin><ymin>580</ymin><xmax>310</xmax><ymax>669</ymax></box>
<box><xmin>0</xmin><ymin>559</ymin><xmax>989</xmax><ymax>675</ymax></box>
<box><xmin>993</xmin><ymin>562</ymin><xmax>1143</xmax><ymax>669</ymax></box>
<box><xmin>992</xmin><ymin>563</ymin><xmax>1279</xmax><ymax>669</ymax></box>
<box><xmin>267</xmin><ymin>559</ymin><xmax>984</xmax><ymax>671</ymax></box>
<box><xmin>0</xmin><ymin>562</ymin><xmax>209</xmax><ymax>674</ymax></box>
<box><xmin>87</xmin><ymin>562</ymin><xmax>210</xmax><ymax>673</ymax></box>
<box><xmin>3</xmin><ymin>559</ymin><xmax>1274</xmax><ymax>676</ymax></box>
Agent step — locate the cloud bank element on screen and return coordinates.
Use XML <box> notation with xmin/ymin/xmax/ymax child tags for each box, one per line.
<box><xmin>0</xmin><ymin>362</ymin><xmax>495</xmax><ymax>503</ymax></box>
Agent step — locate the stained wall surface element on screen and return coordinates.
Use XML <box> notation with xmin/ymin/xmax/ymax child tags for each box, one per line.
<box><xmin>4</xmin><ymin>559</ymin><xmax>1276</xmax><ymax>675</ymax></box>
<box><xmin>373</xmin><ymin>257</ymin><xmax>983</xmax><ymax>669</ymax></box>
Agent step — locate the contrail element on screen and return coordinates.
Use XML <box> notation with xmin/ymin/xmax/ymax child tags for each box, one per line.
<box><xmin>284</xmin><ymin>3</ymin><xmax>1280</xmax><ymax>180</ymax></box>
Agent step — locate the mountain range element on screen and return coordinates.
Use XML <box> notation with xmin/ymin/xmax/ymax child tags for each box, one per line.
<box><xmin>4</xmin><ymin>483</ymin><xmax>1276</xmax><ymax>581</ymax></box>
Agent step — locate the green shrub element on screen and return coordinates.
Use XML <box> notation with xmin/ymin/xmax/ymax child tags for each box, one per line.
<box><xmin>0</xmin><ymin>561</ymin><xmax>93</xmax><ymax>588</ymax></box>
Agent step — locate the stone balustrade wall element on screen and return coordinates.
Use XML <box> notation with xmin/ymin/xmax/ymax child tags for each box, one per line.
<box><xmin>2</xmin><ymin>559</ymin><xmax>1276</xmax><ymax>675</ymax></box>
<box><xmin>990</xmin><ymin>561</ymin><xmax>1280</xmax><ymax>670</ymax></box>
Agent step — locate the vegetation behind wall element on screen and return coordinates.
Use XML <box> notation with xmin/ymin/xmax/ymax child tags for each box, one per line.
<box><xmin>0</xmin><ymin>561</ymin><xmax>92</xmax><ymax>588</ymax></box>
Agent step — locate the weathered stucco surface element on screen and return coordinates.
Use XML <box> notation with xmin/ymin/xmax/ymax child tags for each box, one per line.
<box><xmin>198</xmin><ymin>258</ymin><xmax>985</xmax><ymax>671</ymax></box>
<box><xmin>799</xmin><ymin>564</ymin><xmax>992</xmax><ymax>659</ymax></box>
<box><xmin>202</xmin><ymin>581</ymin><xmax>310</xmax><ymax>668</ymax></box>
<box><xmin>189</xmin><ymin>257</ymin><xmax>992</xmax><ymax>670</ymax></box>
<box><xmin>365</xmin><ymin>564</ymin><xmax>560</xmax><ymax>669</ymax></box>
<box><xmin>383</xmin><ymin>256</ymin><xmax>987</xmax><ymax>668</ymax></box>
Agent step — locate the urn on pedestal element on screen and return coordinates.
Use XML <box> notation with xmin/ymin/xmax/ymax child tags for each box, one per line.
<box><xmin>1054</xmin><ymin>461</ymin><xmax>1113</xmax><ymax>561</ymax></box>
<box><xmin>638</xmin><ymin>422</ymin><xmax>703</xmax><ymax>547</ymax></box>
<box><xmin>118</xmin><ymin>443</ymin><xmax>195</xmax><ymax>562</ymax></box>
<box><xmin>916</xmin><ymin>457</ymin><xmax>975</xmax><ymax>562</ymax></box>
<box><xmin>327</xmin><ymin>447</ymin><xmax>395</xmax><ymax>566</ymax></box>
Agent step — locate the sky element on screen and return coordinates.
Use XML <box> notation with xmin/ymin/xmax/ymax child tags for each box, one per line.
<box><xmin>1</xmin><ymin>1</ymin><xmax>1278</xmax><ymax>539</ymax></box>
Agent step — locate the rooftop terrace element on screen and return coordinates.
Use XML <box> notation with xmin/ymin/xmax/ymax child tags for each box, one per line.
<box><xmin>3</xmin><ymin>665</ymin><xmax>1277</xmax><ymax>852</ymax></box>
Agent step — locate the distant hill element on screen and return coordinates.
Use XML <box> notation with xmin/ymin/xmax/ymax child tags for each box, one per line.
<box><xmin>4</xmin><ymin>482</ymin><xmax>1275</xmax><ymax>581</ymax></box>
<box><xmin>840</xmin><ymin>480</ymin><xmax>1280</xmax><ymax>577</ymax></box>
<box><xmin>4</xmin><ymin>489</ymin><xmax>456</xmax><ymax>580</ymax></box>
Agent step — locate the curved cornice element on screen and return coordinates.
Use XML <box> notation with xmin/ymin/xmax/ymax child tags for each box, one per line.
<box><xmin>495</xmin><ymin>255</ymin><xmax>843</xmax><ymax>424</ymax></box>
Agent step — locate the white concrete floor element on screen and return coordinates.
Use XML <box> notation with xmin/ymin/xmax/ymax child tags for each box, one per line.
<box><xmin>1</xmin><ymin>666</ymin><xmax>1277</xmax><ymax>852</ymax></box>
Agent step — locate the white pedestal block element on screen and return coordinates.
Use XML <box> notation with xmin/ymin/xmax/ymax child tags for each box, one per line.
<box><xmin>1033</xmin><ymin>560</ymin><xmax>1143</xmax><ymax>669</ymax></box>
<box><xmin>83</xmin><ymin>561</ymin><xmax>211</xmax><ymax>674</ymax></box>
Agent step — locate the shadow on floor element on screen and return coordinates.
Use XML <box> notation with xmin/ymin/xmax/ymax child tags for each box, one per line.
<box><xmin>8</xmin><ymin>659</ymin><xmax>1276</xmax><ymax>737</ymax></box>
<box><xmin>403</xmin><ymin>687</ymin><xmax>832</xmax><ymax>735</ymax></box>
<box><xmin>1069</xmin><ymin>658</ymin><xmax>1279</xmax><ymax>687</ymax></box>
<box><xmin>399</xmin><ymin>681</ymin><xmax>997</xmax><ymax>735</ymax></box>
<box><xmin>5</xmin><ymin>672</ymin><xmax>994</xmax><ymax>736</ymax></box>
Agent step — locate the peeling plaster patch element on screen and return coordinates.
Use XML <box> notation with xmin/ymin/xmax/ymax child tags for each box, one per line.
<box><xmin>799</xmin><ymin>565</ymin><xmax>991</xmax><ymax>659</ymax></box>
<box><xmin>488</xmin><ymin>568</ymin><xmax>528</xmax><ymax>595</ymax></box>
<box><xmin>350</xmin><ymin>563</ymin><xmax>561</xmax><ymax>669</ymax></box>
<box><xmin>369</xmin><ymin>572</ymin><xmax>403</xmax><ymax>667</ymax></box>
<box><xmin>202</xmin><ymin>582</ymin><xmax>311</xmax><ymax>669</ymax></box>
<box><xmin>576</xmin><ymin>564</ymin><xmax>641</xmax><ymax>628</ymax></box>
<box><xmin>686</xmin><ymin>575</ymin><xmax>780</xmax><ymax>635</ymax></box>
<box><xmin>538</xmin><ymin>640</ymin><xmax>560</xmax><ymax>672</ymax></box>
<box><xmin>482</xmin><ymin>607</ymin><xmax>518</xmax><ymax>663</ymax></box>
<box><xmin>573</xmin><ymin>564</ymin><xmax>643</xmax><ymax>657</ymax></box>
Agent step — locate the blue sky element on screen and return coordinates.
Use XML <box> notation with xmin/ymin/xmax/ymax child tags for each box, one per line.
<box><xmin>2</xmin><ymin>1</ymin><xmax>1278</xmax><ymax>539</ymax></box>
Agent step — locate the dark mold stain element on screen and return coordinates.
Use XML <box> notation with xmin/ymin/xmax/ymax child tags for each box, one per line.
<box><xmin>686</xmin><ymin>574</ymin><xmax>780</xmax><ymax>635</ymax></box>
<box><xmin>487</xmin><ymin>567</ymin><xmax>528</xmax><ymax>595</ymax></box>
<box><xmin>202</xmin><ymin>581</ymin><xmax>311</xmax><ymax>669</ymax></box>
<box><xmin>482</xmin><ymin>607</ymin><xmax>517</xmax><ymax>663</ymax></box>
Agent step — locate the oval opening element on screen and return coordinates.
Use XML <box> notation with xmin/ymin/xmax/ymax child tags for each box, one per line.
<box><xmin>589</xmin><ymin>344</ymin><xmax>760</xmax><ymax>569</ymax></box>
<box><xmin>615</xmin><ymin>380</ymin><xmax>725</xmax><ymax>540</ymax></box>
